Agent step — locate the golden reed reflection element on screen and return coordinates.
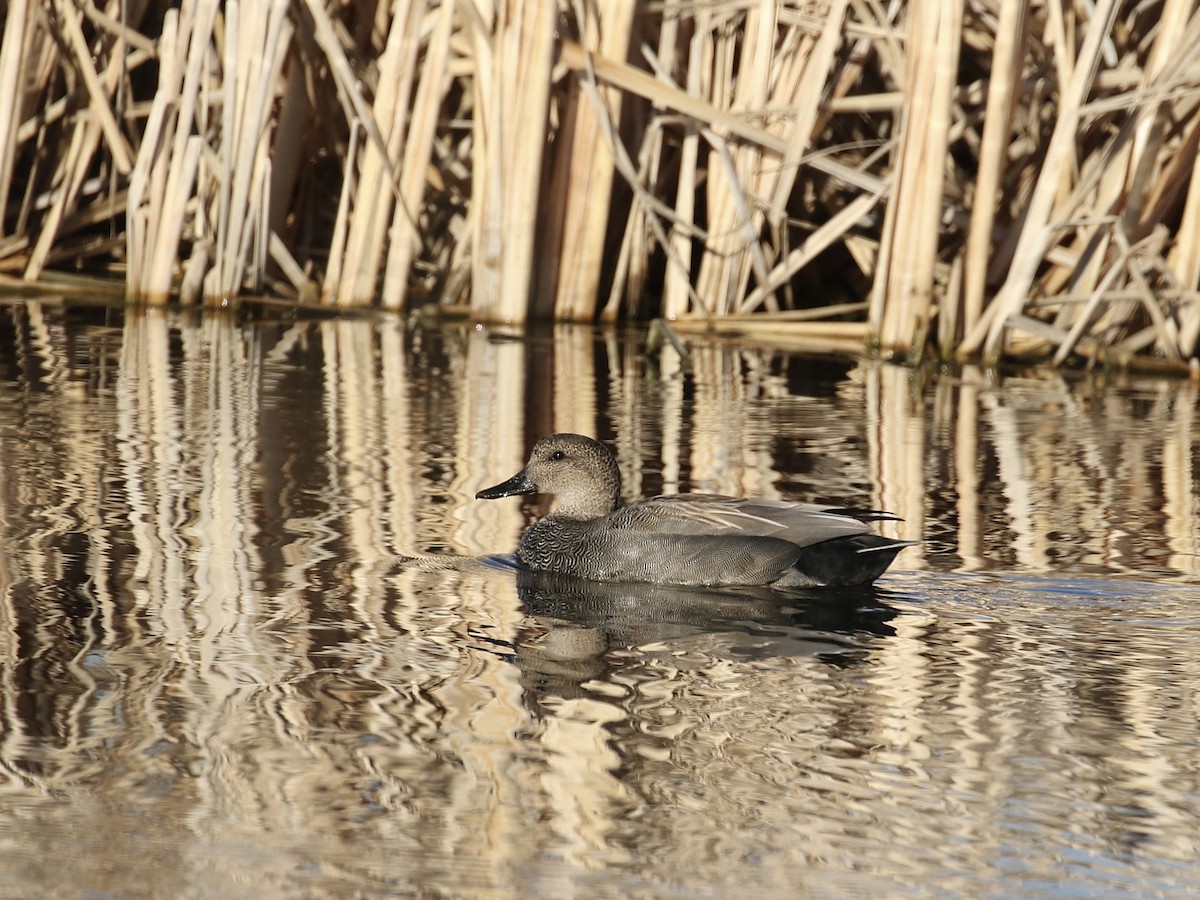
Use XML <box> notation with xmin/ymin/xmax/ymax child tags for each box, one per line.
<box><xmin>0</xmin><ymin>304</ymin><xmax>1197</xmax><ymax>895</ymax></box>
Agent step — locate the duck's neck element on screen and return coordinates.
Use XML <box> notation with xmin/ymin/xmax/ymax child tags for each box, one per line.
<box><xmin>551</xmin><ymin>478</ymin><xmax>620</xmax><ymax>521</ymax></box>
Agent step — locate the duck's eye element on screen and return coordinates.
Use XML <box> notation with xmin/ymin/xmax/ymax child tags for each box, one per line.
<box><xmin>550</xmin><ymin>450</ymin><xmax>567</xmax><ymax>462</ymax></box>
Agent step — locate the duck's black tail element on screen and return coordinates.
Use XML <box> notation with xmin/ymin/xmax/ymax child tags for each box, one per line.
<box><xmin>780</xmin><ymin>535</ymin><xmax>918</xmax><ymax>587</ymax></box>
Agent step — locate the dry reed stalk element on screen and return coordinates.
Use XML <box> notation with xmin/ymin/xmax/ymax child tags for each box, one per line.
<box><xmin>691</xmin><ymin>1</ymin><xmax>811</xmax><ymax>316</ymax></box>
<box><xmin>1115</xmin><ymin>228</ymin><xmax>1180</xmax><ymax>361</ymax></box>
<box><xmin>1036</xmin><ymin>114</ymin><xmax>1150</xmax><ymax>321</ymax></box>
<box><xmin>961</xmin><ymin>0</ymin><xmax>1029</xmax><ymax>342</ymax></box>
<box><xmin>662</xmin><ymin>3</ymin><xmax>708</xmax><ymax>320</ymax></box>
<box><xmin>869</xmin><ymin>0</ymin><xmax>961</xmax><ymax>358</ymax></box>
<box><xmin>1172</xmin><ymin>143</ymin><xmax>1200</xmax><ymax>354</ymax></box>
<box><xmin>558</xmin><ymin>38</ymin><xmax>781</xmax><ymax>157</ymax></box>
<box><xmin>975</xmin><ymin>4</ymin><xmax>1200</xmax><ymax>365</ymax></box>
<box><xmin>302</xmin><ymin>0</ymin><xmax>414</xmax><ymax>305</ymax></box>
<box><xmin>1140</xmin><ymin>108</ymin><xmax>1200</xmax><ymax>235</ymax></box>
<box><xmin>600</xmin><ymin>117</ymin><xmax>662</xmax><ymax>321</ymax></box>
<box><xmin>1151</xmin><ymin>5</ymin><xmax>1200</xmax><ymax>354</ymax></box>
<box><xmin>667</xmin><ymin>315</ymin><xmax>868</xmax><ymax>357</ymax></box>
<box><xmin>127</xmin><ymin>1</ymin><xmax>221</xmax><ymax>303</ymax></box>
<box><xmin>27</xmin><ymin>0</ymin><xmax>135</xmax><ymax>279</ymax></box>
<box><xmin>1049</xmin><ymin>230</ymin><xmax>1141</xmax><ymax>365</ymax></box>
<box><xmin>766</xmin><ymin>0</ymin><xmax>848</xmax><ymax>222</ymax></box>
<box><xmin>210</xmin><ymin>0</ymin><xmax>293</xmax><ymax>301</ymax></box>
<box><xmin>692</xmin><ymin>2</ymin><xmax>777</xmax><ymax>316</ymax></box>
<box><xmin>611</xmin><ymin>3</ymin><xmax>860</xmax><ymax>321</ymax></box>
<box><xmin>681</xmin><ymin>300</ymin><xmax>867</xmax><ymax>324</ymax></box>
<box><xmin>0</xmin><ymin>1</ymin><xmax>32</xmax><ymax>239</ymax></box>
<box><xmin>125</xmin><ymin>9</ymin><xmax>179</xmax><ymax>298</ymax></box>
<box><xmin>1122</xmin><ymin>10</ymin><xmax>1193</xmax><ymax>232</ymax></box>
<box><xmin>536</xmin><ymin>0</ymin><xmax>635</xmax><ymax>321</ymax></box>
<box><xmin>558</xmin><ymin>29</ymin><xmax>894</xmax><ymax>196</ymax></box>
<box><xmin>335</xmin><ymin>1</ymin><xmax>422</xmax><ymax>305</ymax></box>
<box><xmin>58</xmin><ymin>0</ymin><xmax>134</xmax><ymax>174</ymax></box>
<box><xmin>598</xmin><ymin>3</ymin><xmax>689</xmax><ymax>321</ymax></box>
<box><xmin>468</xmin><ymin>0</ymin><xmax>557</xmax><ymax>324</ymax></box>
<box><xmin>381</xmin><ymin>0</ymin><xmax>455</xmax><ymax>311</ymax></box>
<box><xmin>738</xmin><ymin>187</ymin><xmax>884</xmax><ymax>314</ymax></box>
<box><xmin>961</xmin><ymin>0</ymin><xmax>1122</xmax><ymax>362</ymax></box>
<box><xmin>5</xmin><ymin>0</ymin><xmax>1200</xmax><ymax>372</ymax></box>
<box><xmin>144</xmin><ymin>134</ymin><xmax>202</xmax><ymax>301</ymax></box>
<box><xmin>322</xmin><ymin>123</ymin><xmax>361</xmax><ymax>301</ymax></box>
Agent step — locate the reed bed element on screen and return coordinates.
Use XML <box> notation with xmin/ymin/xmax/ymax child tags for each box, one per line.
<box><xmin>2</xmin><ymin>1</ymin><xmax>1200</xmax><ymax>367</ymax></box>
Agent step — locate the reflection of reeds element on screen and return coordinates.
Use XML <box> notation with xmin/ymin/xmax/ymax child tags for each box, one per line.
<box><xmin>3</xmin><ymin>5</ymin><xmax>1200</xmax><ymax>366</ymax></box>
<box><xmin>0</xmin><ymin>308</ymin><xmax>1196</xmax><ymax>616</ymax></box>
<box><xmin>4</xmin><ymin>307</ymin><xmax>1200</xmax><ymax>891</ymax></box>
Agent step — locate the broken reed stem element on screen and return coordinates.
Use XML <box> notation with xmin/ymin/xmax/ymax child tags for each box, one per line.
<box><xmin>4</xmin><ymin>2</ymin><xmax>1200</xmax><ymax>369</ymax></box>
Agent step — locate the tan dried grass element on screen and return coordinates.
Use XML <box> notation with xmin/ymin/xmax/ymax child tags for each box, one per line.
<box><xmin>3</xmin><ymin>1</ymin><xmax>1200</xmax><ymax>368</ymax></box>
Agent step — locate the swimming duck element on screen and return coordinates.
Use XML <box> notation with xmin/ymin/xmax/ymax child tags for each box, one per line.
<box><xmin>476</xmin><ymin>433</ymin><xmax>914</xmax><ymax>588</ymax></box>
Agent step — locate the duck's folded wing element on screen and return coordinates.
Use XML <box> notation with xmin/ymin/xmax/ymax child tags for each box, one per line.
<box><xmin>610</xmin><ymin>494</ymin><xmax>878</xmax><ymax>548</ymax></box>
<box><xmin>580</xmin><ymin>531</ymin><xmax>806</xmax><ymax>587</ymax></box>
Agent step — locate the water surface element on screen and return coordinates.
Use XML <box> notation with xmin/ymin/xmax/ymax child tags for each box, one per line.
<box><xmin>0</xmin><ymin>297</ymin><xmax>1198</xmax><ymax>897</ymax></box>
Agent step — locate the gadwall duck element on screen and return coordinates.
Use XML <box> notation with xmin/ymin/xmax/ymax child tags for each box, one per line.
<box><xmin>476</xmin><ymin>433</ymin><xmax>915</xmax><ymax>588</ymax></box>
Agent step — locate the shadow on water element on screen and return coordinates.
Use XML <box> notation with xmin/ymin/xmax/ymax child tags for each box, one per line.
<box><xmin>510</xmin><ymin>568</ymin><xmax>898</xmax><ymax>684</ymax></box>
<box><xmin>426</xmin><ymin>560</ymin><xmax>903</xmax><ymax>711</ymax></box>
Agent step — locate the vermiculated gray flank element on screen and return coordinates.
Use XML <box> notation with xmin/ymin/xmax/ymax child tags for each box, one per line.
<box><xmin>476</xmin><ymin>433</ymin><xmax>915</xmax><ymax>588</ymax></box>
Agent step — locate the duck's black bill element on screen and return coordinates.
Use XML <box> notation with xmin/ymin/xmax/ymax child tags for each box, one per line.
<box><xmin>476</xmin><ymin>471</ymin><xmax>537</xmax><ymax>500</ymax></box>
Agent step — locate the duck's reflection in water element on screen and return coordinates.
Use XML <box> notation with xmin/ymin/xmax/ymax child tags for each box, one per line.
<box><xmin>506</xmin><ymin>567</ymin><xmax>901</xmax><ymax>704</ymax></box>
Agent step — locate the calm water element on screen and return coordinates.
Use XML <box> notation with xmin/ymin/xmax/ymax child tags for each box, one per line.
<box><xmin>1</xmin><ymin>297</ymin><xmax>1198</xmax><ymax>898</ymax></box>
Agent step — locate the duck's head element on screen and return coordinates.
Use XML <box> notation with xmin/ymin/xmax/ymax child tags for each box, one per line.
<box><xmin>475</xmin><ymin>433</ymin><xmax>621</xmax><ymax>519</ymax></box>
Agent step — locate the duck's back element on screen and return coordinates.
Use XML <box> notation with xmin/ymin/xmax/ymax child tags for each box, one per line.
<box><xmin>612</xmin><ymin>494</ymin><xmax>878</xmax><ymax>546</ymax></box>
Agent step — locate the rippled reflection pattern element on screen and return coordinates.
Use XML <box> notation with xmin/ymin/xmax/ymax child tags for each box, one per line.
<box><xmin>0</xmin><ymin>299</ymin><xmax>1197</xmax><ymax>897</ymax></box>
